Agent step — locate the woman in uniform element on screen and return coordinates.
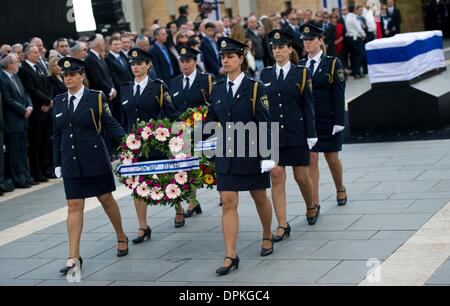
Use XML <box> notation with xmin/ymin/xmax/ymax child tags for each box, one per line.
<box><xmin>260</xmin><ymin>29</ymin><xmax>319</xmax><ymax>243</ymax></box>
<box><xmin>204</xmin><ymin>37</ymin><xmax>275</xmax><ymax>276</ymax></box>
<box><xmin>298</xmin><ymin>24</ymin><xmax>348</xmax><ymax>208</ymax></box>
<box><xmin>169</xmin><ymin>46</ymin><xmax>213</xmax><ymax>218</ymax></box>
<box><xmin>53</xmin><ymin>57</ymin><xmax>129</xmax><ymax>275</ymax></box>
<box><xmin>120</xmin><ymin>48</ymin><xmax>181</xmax><ymax>245</ymax></box>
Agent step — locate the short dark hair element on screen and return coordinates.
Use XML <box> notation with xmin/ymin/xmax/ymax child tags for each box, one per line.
<box><xmin>167</xmin><ymin>21</ymin><xmax>177</xmax><ymax>28</ymax></box>
<box><xmin>349</xmin><ymin>5</ymin><xmax>356</xmax><ymax>13</ymax></box>
<box><xmin>205</xmin><ymin>22</ymin><xmax>216</xmax><ymax>30</ymax></box>
<box><xmin>109</xmin><ymin>36</ymin><xmax>121</xmax><ymax>45</ymax></box>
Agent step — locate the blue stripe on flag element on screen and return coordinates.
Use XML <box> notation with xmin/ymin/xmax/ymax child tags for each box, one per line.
<box><xmin>366</xmin><ymin>35</ymin><xmax>443</xmax><ymax>65</ymax></box>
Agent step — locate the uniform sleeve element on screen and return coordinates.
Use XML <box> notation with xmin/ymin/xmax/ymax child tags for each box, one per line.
<box><xmin>100</xmin><ymin>93</ymin><xmax>126</xmax><ymax>140</ymax></box>
<box><xmin>160</xmin><ymin>83</ymin><xmax>180</xmax><ymax>121</ymax></box>
<box><xmin>53</xmin><ymin>101</ymin><xmax>62</xmax><ymax>168</ymax></box>
<box><xmin>332</xmin><ymin>59</ymin><xmax>346</xmax><ymax>126</ymax></box>
<box><xmin>203</xmin><ymin>89</ymin><xmax>219</xmax><ymax>141</ymax></box>
<box><xmin>301</xmin><ymin>68</ymin><xmax>317</xmax><ymax>139</ymax></box>
<box><xmin>254</xmin><ymin>82</ymin><xmax>271</xmax><ymax>156</ymax></box>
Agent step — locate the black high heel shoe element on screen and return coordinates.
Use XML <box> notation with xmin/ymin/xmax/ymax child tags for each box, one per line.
<box><xmin>184</xmin><ymin>204</ymin><xmax>202</xmax><ymax>218</ymax></box>
<box><xmin>132</xmin><ymin>226</ymin><xmax>152</xmax><ymax>244</ymax></box>
<box><xmin>59</xmin><ymin>257</ymin><xmax>83</xmax><ymax>275</ymax></box>
<box><xmin>306</xmin><ymin>204</ymin><xmax>320</xmax><ymax>226</ymax></box>
<box><xmin>216</xmin><ymin>256</ymin><xmax>240</xmax><ymax>276</ymax></box>
<box><xmin>117</xmin><ymin>236</ymin><xmax>129</xmax><ymax>257</ymax></box>
<box><xmin>261</xmin><ymin>237</ymin><xmax>274</xmax><ymax>256</ymax></box>
<box><xmin>337</xmin><ymin>189</ymin><xmax>348</xmax><ymax>206</ymax></box>
<box><xmin>273</xmin><ymin>223</ymin><xmax>291</xmax><ymax>243</ymax></box>
<box><xmin>174</xmin><ymin>213</ymin><xmax>185</xmax><ymax>228</ymax></box>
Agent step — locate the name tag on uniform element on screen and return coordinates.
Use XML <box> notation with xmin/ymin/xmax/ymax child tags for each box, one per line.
<box><xmin>264</xmin><ymin>82</ymin><xmax>271</xmax><ymax>87</ymax></box>
<box><xmin>173</xmin><ymin>92</ymin><xmax>179</xmax><ymax>97</ymax></box>
<box><xmin>55</xmin><ymin>113</ymin><xmax>63</xmax><ymax>118</ymax></box>
<box><xmin>122</xmin><ymin>100</ymin><xmax>128</xmax><ymax>105</ymax></box>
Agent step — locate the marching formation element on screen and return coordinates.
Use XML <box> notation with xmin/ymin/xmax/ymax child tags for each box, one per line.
<box><xmin>52</xmin><ymin>22</ymin><xmax>347</xmax><ymax>277</ymax></box>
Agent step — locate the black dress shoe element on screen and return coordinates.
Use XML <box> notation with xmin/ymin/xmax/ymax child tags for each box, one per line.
<box><xmin>132</xmin><ymin>226</ymin><xmax>152</xmax><ymax>244</ymax></box>
<box><xmin>337</xmin><ymin>189</ymin><xmax>348</xmax><ymax>206</ymax></box>
<box><xmin>184</xmin><ymin>204</ymin><xmax>202</xmax><ymax>218</ymax></box>
<box><xmin>260</xmin><ymin>237</ymin><xmax>274</xmax><ymax>257</ymax></box>
<box><xmin>60</xmin><ymin>257</ymin><xmax>83</xmax><ymax>275</ymax></box>
<box><xmin>216</xmin><ymin>256</ymin><xmax>239</xmax><ymax>276</ymax></box>
<box><xmin>306</xmin><ymin>205</ymin><xmax>320</xmax><ymax>226</ymax></box>
<box><xmin>174</xmin><ymin>213</ymin><xmax>185</xmax><ymax>228</ymax></box>
<box><xmin>273</xmin><ymin>223</ymin><xmax>291</xmax><ymax>243</ymax></box>
<box><xmin>27</xmin><ymin>180</ymin><xmax>39</xmax><ymax>186</ymax></box>
<box><xmin>117</xmin><ymin>236</ymin><xmax>129</xmax><ymax>257</ymax></box>
<box><xmin>15</xmin><ymin>183</ymin><xmax>31</xmax><ymax>189</ymax></box>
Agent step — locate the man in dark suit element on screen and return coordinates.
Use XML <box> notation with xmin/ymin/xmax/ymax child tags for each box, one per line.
<box><xmin>84</xmin><ymin>34</ymin><xmax>117</xmax><ymax>101</ymax></box>
<box><xmin>18</xmin><ymin>44</ymin><xmax>52</xmax><ymax>183</ymax></box>
<box><xmin>282</xmin><ymin>9</ymin><xmax>304</xmax><ymax>58</ymax></box>
<box><xmin>105</xmin><ymin>36</ymin><xmax>132</xmax><ymax>122</ymax></box>
<box><xmin>0</xmin><ymin>53</ymin><xmax>34</xmax><ymax>189</ymax></box>
<box><xmin>150</xmin><ymin>28</ymin><xmax>176</xmax><ymax>85</ymax></box>
<box><xmin>387</xmin><ymin>0</ymin><xmax>402</xmax><ymax>35</ymax></box>
<box><xmin>200</xmin><ymin>23</ymin><xmax>223</xmax><ymax>77</ymax></box>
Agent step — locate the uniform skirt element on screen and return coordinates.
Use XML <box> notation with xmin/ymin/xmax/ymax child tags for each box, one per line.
<box><xmin>217</xmin><ymin>173</ymin><xmax>270</xmax><ymax>192</ymax></box>
<box><xmin>278</xmin><ymin>146</ymin><xmax>310</xmax><ymax>167</ymax></box>
<box><xmin>312</xmin><ymin>132</ymin><xmax>343</xmax><ymax>153</ymax></box>
<box><xmin>63</xmin><ymin>172</ymin><xmax>116</xmax><ymax>200</ymax></box>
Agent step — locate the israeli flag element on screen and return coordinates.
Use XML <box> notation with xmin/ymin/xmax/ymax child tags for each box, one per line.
<box><xmin>365</xmin><ymin>31</ymin><xmax>446</xmax><ymax>84</ymax></box>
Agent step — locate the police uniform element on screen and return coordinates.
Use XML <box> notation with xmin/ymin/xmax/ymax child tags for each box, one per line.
<box><xmin>299</xmin><ymin>24</ymin><xmax>346</xmax><ymax>153</ymax></box>
<box><xmin>53</xmin><ymin>57</ymin><xmax>125</xmax><ymax>200</ymax></box>
<box><xmin>120</xmin><ymin>49</ymin><xmax>180</xmax><ymax>159</ymax></box>
<box><xmin>260</xmin><ymin>30</ymin><xmax>317</xmax><ymax>167</ymax></box>
<box><xmin>169</xmin><ymin>47</ymin><xmax>213</xmax><ymax>113</ymax></box>
<box><xmin>205</xmin><ymin>37</ymin><xmax>271</xmax><ymax>192</ymax></box>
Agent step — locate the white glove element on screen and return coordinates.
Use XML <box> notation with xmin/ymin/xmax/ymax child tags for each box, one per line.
<box><xmin>307</xmin><ymin>138</ymin><xmax>318</xmax><ymax>150</ymax></box>
<box><xmin>55</xmin><ymin>167</ymin><xmax>62</xmax><ymax>178</ymax></box>
<box><xmin>332</xmin><ymin>125</ymin><xmax>345</xmax><ymax>136</ymax></box>
<box><xmin>261</xmin><ymin>160</ymin><xmax>276</xmax><ymax>173</ymax></box>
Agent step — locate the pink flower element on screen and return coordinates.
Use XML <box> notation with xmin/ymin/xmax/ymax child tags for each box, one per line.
<box><xmin>138</xmin><ymin>176</ymin><xmax>145</xmax><ymax>183</ymax></box>
<box><xmin>126</xmin><ymin>134</ymin><xmax>141</xmax><ymax>150</ymax></box>
<box><xmin>175</xmin><ymin>153</ymin><xmax>187</xmax><ymax>160</ymax></box>
<box><xmin>169</xmin><ymin>137</ymin><xmax>184</xmax><ymax>154</ymax></box>
<box><xmin>136</xmin><ymin>182</ymin><xmax>150</xmax><ymax>197</ymax></box>
<box><xmin>154</xmin><ymin>127</ymin><xmax>170</xmax><ymax>142</ymax></box>
<box><xmin>150</xmin><ymin>187</ymin><xmax>164</xmax><ymax>201</ymax></box>
<box><xmin>165</xmin><ymin>184</ymin><xmax>181</xmax><ymax>199</ymax></box>
<box><xmin>126</xmin><ymin>176</ymin><xmax>139</xmax><ymax>189</ymax></box>
<box><xmin>175</xmin><ymin>171</ymin><xmax>188</xmax><ymax>185</ymax></box>
<box><xmin>183</xmin><ymin>184</ymin><xmax>190</xmax><ymax>190</ymax></box>
<box><xmin>141</xmin><ymin>127</ymin><xmax>152</xmax><ymax>140</ymax></box>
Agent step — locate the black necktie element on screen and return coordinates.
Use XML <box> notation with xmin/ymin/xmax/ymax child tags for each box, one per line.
<box><xmin>277</xmin><ymin>68</ymin><xmax>284</xmax><ymax>88</ymax></box>
<box><xmin>227</xmin><ymin>81</ymin><xmax>234</xmax><ymax>106</ymax></box>
<box><xmin>11</xmin><ymin>75</ymin><xmax>23</xmax><ymax>97</ymax></box>
<box><xmin>309</xmin><ymin>60</ymin><xmax>316</xmax><ymax>76</ymax></box>
<box><xmin>69</xmin><ymin>96</ymin><xmax>75</xmax><ymax>114</ymax></box>
<box><xmin>184</xmin><ymin>77</ymin><xmax>190</xmax><ymax>96</ymax></box>
<box><xmin>134</xmin><ymin>84</ymin><xmax>141</xmax><ymax>100</ymax></box>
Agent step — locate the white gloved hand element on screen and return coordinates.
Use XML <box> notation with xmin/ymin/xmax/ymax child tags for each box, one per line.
<box><xmin>55</xmin><ymin>167</ymin><xmax>62</xmax><ymax>178</ymax></box>
<box><xmin>307</xmin><ymin>138</ymin><xmax>318</xmax><ymax>150</ymax></box>
<box><xmin>261</xmin><ymin>160</ymin><xmax>276</xmax><ymax>173</ymax></box>
<box><xmin>332</xmin><ymin>125</ymin><xmax>345</xmax><ymax>136</ymax></box>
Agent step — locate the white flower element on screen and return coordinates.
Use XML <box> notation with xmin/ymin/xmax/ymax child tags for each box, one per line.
<box><xmin>169</xmin><ymin>137</ymin><xmax>184</xmax><ymax>154</ymax></box>
<box><xmin>174</xmin><ymin>171</ymin><xmax>188</xmax><ymax>185</ymax></box>
<box><xmin>175</xmin><ymin>153</ymin><xmax>187</xmax><ymax>160</ymax></box>
<box><xmin>141</xmin><ymin>127</ymin><xmax>152</xmax><ymax>140</ymax></box>
<box><xmin>152</xmin><ymin>174</ymin><xmax>158</xmax><ymax>180</ymax></box>
<box><xmin>165</xmin><ymin>184</ymin><xmax>181</xmax><ymax>199</ymax></box>
<box><xmin>150</xmin><ymin>187</ymin><xmax>164</xmax><ymax>201</ymax></box>
<box><xmin>126</xmin><ymin>134</ymin><xmax>141</xmax><ymax>150</ymax></box>
<box><xmin>121</xmin><ymin>152</ymin><xmax>133</xmax><ymax>165</ymax></box>
<box><xmin>136</xmin><ymin>182</ymin><xmax>150</xmax><ymax>197</ymax></box>
<box><xmin>154</xmin><ymin>127</ymin><xmax>170</xmax><ymax>142</ymax></box>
